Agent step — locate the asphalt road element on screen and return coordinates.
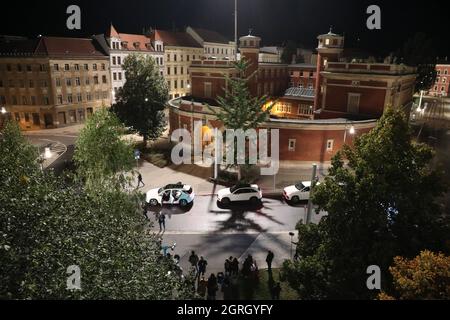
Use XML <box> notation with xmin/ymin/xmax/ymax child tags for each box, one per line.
<box><xmin>146</xmin><ymin>194</ymin><xmax>327</xmax><ymax>274</ymax></box>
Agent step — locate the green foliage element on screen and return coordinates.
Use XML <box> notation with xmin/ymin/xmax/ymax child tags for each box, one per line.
<box><xmin>210</xmin><ymin>59</ymin><xmax>272</xmax><ymax>131</ymax></box>
<box><xmin>74</xmin><ymin>108</ymin><xmax>135</xmax><ymax>192</ymax></box>
<box><xmin>380</xmin><ymin>250</ymin><xmax>450</xmax><ymax>300</ymax></box>
<box><xmin>208</xmin><ymin>59</ymin><xmax>273</xmax><ymax>181</ymax></box>
<box><xmin>0</xmin><ymin>121</ymin><xmax>194</xmax><ymax>299</ymax></box>
<box><xmin>282</xmin><ymin>108</ymin><xmax>450</xmax><ymax>299</ymax></box>
<box><xmin>112</xmin><ymin>54</ymin><xmax>168</xmax><ymax>142</ymax></box>
<box><xmin>395</xmin><ymin>32</ymin><xmax>437</xmax><ymax>92</ymax></box>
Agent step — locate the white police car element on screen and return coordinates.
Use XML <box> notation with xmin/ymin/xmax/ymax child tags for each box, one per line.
<box><xmin>146</xmin><ymin>183</ymin><xmax>195</xmax><ymax>207</ymax></box>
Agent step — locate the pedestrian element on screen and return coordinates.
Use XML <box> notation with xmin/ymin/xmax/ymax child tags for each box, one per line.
<box><xmin>232</xmin><ymin>258</ymin><xmax>239</xmax><ymax>276</ymax></box>
<box><xmin>224</xmin><ymin>258</ymin><xmax>231</xmax><ymax>276</ymax></box>
<box><xmin>272</xmin><ymin>282</ymin><xmax>281</xmax><ymax>300</ymax></box>
<box><xmin>197</xmin><ymin>276</ymin><xmax>207</xmax><ymax>299</ymax></box>
<box><xmin>137</xmin><ymin>172</ymin><xmax>145</xmax><ymax>188</ymax></box>
<box><xmin>142</xmin><ymin>203</ymin><xmax>148</xmax><ymax>220</ymax></box>
<box><xmin>222</xmin><ymin>276</ymin><xmax>233</xmax><ymax>300</ymax></box>
<box><xmin>198</xmin><ymin>256</ymin><xmax>208</xmax><ymax>278</ymax></box>
<box><xmin>158</xmin><ymin>213</ymin><xmax>166</xmax><ymax>232</ymax></box>
<box><xmin>207</xmin><ymin>274</ymin><xmax>218</xmax><ymax>300</ymax></box>
<box><xmin>266</xmin><ymin>250</ymin><xmax>274</xmax><ymax>272</ymax></box>
<box><xmin>189</xmin><ymin>251</ymin><xmax>199</xmax><ymax>273</ymax></box>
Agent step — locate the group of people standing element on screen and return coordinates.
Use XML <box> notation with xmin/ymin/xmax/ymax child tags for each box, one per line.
<box><xmin>187</xmin><ymin>250</ymin><xmax>280</xmax><ymax>300</ymax></box>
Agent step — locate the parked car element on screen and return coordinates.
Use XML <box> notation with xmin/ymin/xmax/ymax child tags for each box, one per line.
<box><xmin>283</xmin><ymin>181</ymin><xmax>320</xmax><ymax>203</ymax></box>
<box><xmin>146</xmin><ymin>183</ymin><xmax>195</xmax><ymax>207</ymax></box>
<box><xmin>217</xmin><ymin>184</ymin><xmax>262</xmax><ymax>205</ymax></box>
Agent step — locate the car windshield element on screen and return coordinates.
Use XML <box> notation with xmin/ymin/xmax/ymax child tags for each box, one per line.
<box><xmin>295</xmin><ymin>183</ymin><xmax>305</xmax><ymax>190</ymax></box>
<box><xmin>158</xmin><ymin>188</ymin><xmax>164</xmax><ymax>194</ymax></box>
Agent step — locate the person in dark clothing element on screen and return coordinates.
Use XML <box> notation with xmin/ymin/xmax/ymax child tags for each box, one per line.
<box><xmin>137</xmin><ymin>173</ymin><xmax>145</xmax><ymax>188</ymax></box>
<box><xmin>266</xmin><ymin>250</ymin><xmax>274</xmax><ymax>272</ymax></box>
<box><xmin>224</xmin><ymin>258</ymin><xmax>231</xmax><ymax>276</ymax></box>
<box><xmin>158</xmin><ymin>213</ymin><xmax>166</xmax><ymax>232</ymax></box>
<box><xmin>207</xmin><ymin>274</ymin><xmax>218</xmax><ymax>300</ymax></box>
<box><xmin>189</xmin><ymin>251</ymin><xmax>199</xmax><ymax>273</ymax></box>
<box><xmin>198</xmin><ymin>256</ymin><xmax>208</xmax><ymax>277</ymax></box>
<box><xmin>222</xmin><ymin>276</ymin><xmax>233</xmax><ymax>300</ymax></box>
<box><xmin>271</xmin><ymin>282</ymin><xmax>281</xmax><ymax>300</ymax></box>
<box><xmin>231</xmin><ymin>258</ymin><xmax>239</xmax><ymax>275</ymax></box>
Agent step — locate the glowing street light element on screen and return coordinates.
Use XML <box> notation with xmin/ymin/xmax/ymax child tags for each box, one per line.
<box><xmin>1</xmin><ymin>106</ymin><xmax>6</xmax><ymax>114</ymax></box>
<box><xmin>349</xmin><ymin>125</ymin><xmax>356</xmax><ymax>135</ymax></box>
<box><xmin>44</xmin><ymin>147</ymin><xmax>52</xmax><ymax>159</ymax></box>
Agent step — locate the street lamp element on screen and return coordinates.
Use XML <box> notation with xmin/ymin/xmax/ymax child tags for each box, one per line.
<box><xmin>1</xmin><ymin>107</ymin><xmax>6</xmax><ymax>114</ymax></box>
<box><xmin>343</xmin><ymin>121</ymin><xmax>356</xmax><ymax>144</ymax></box>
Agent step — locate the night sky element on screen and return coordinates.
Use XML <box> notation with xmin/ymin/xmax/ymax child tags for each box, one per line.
<box><xmin>1</xmin><ymin>0</ymin><xmax>449</xmax><ymax>57</ymax></box>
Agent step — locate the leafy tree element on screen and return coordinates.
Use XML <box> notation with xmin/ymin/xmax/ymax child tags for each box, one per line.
<box><xmin>208</xmin><ymin>59</ymin><xmax>273</xmax><ymax>180</ymax></box>
<box><xmin>74</xmin><ymin>108</ymin><xmax>135</xmax><ymax>192</ymax></box>
<box><xmin>112</xmin><ymin>54</ymin><xmax>168</xmax><ymax>144</ymax></box>
<box><xmin>0</xmin><ymin>121</ymin><xmax>194</xmax><ymax>299</ymax></box>
<box><xmin>395</xmin><ymin>32</ymin><xmax>437</xmax><ymax>92</ymax></box>
<box><xmin>282</xmin><ymin>108</ymin><xmax>450</xmax><ymax>299</ymax></box>
<box><xmin>379</xmin><ymin>250</ymin><xmax>450</xmax><ymax>300</ymax></box>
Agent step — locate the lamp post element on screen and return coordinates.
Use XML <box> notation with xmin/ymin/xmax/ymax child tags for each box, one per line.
<box><xmin>39</xmin><ymin>146</ymin><xmax>53</xmax><ymax>171</ymax></box>
<box><xmin>343</xmin><ymin>121</ymin><xmax>355</xmax><ymax>144</ymax></box>
<box><xmin>306</xmin><ymin>163</ymin><xmax>317</xmax><ymax>224</ymax></box>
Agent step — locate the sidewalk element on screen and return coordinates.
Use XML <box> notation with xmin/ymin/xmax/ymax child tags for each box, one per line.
<box><xmin>24</xmin><ymin>124</ymin><xmax>84</xmax><ymax>137</ymax></box>
<box><xmin>137</xmin><ymin>160</ymin><xmax>226</xmax><ymax>196</ymax></box>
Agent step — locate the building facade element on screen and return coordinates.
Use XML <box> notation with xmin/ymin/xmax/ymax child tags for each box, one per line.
<box><xmin>167</xmin><ymin>30</ymin><xmax>417</xmax><ymax>163</ymax></box>
<box><xmin>186</xmin><ymin>27</ymin><xmax>236</xmax><ymax>61</ymax></box>
<box><xmin>151</xmin><ymin>30</ymin><xmax>204</xmax><ymax>99</ymax></box>
<box><xmin>100</xmin><ymin>25</ymin><xmax>165</xmax><ymax>103</ymax></box>
<box><xmin>0</xmin><ymin>36</ymin><xmax>111</xmax><ymax>130</ymax></box>
<box><xmin>429</xmin><ymin>63</ymin><xmax>450</xmax><ymax>97</ymax></box>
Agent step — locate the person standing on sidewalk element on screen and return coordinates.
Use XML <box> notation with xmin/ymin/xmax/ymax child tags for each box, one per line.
<box><xmin>198</xmin><ymin>256</ymin><xmax>208</xmax><ymax>278</ymax></box>
<box><xmin>231</xmin><ymin>258</ymin><xmax>239</xmax><ymax>276</ymax></box>
<box><xmin>158</xmin><ymin>213</ymin><xmax>166</xmax><ymax>232</ymax></box>
<box><xmin>189</xmin><ymin>251</ymin><xmax>199</xmax><ymax>273</ymax></box>
<box><xmin>266</xmin><ymin>250</ymin><xmax>274</xmax><ymax>273</ymax></box>
<box><xmin>137</xmin><ymin>172</ymin><xmax>145</xmax><ymax>188</ymax></box>
<box><xmin>207</xmin><ymin>274</ymin><xmax>218</xmax><ymax>300</ymax></box>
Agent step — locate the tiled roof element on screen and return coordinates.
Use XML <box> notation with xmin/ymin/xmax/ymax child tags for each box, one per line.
<box><xmin>0</xmin><ymin>37</ymin><xmax>39</xmax><ymax>56</ymax></box>
<box><xmin>35</xmin><ymin>37</ymin><xmax>108</xmax><ymax>57</ymax></box>
<box><xmin>117</xmin><ymin>33</ymin><xmax>153</xmax><ymax>51</ymax></box>
<box><xmin>284</xmin><ymin>87</ymin><xmax>315</xmax><ymax>98</ymax></box>
<box><xmin>154</xmin><ymin>30</ymin><xmax>202</xmax><ymax>48</ymax></box>
<box><xmin>191</xmin><ymin>28</ymin><xmax>230</xmax><ymax>44</ymax></box>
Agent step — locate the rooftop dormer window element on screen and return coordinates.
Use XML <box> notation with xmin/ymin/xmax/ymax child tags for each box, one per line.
<box><xmin>134</xmin><ymin>42</ymin><xmax>140</xmax><ymax>49</ymax></box>
<box><xmin>122</xmin><ymin>41</ymin><xmax>128</xmax><ymax>49</ymax></box>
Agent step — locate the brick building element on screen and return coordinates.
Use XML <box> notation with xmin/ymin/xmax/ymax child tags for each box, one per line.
<box><xmin>429</xmin><ymin>63</ymin><xmax>450</xmax><ymax>97</ymax></box>
<box><xmin>167</xmin><ymin>29</ymin><xmax>417</xmax><ymax>163</ymax></box>
<box><xmin>0</xmin><ymin>36</ymin><xmax>111</xmax><ymax>130</ymax></box>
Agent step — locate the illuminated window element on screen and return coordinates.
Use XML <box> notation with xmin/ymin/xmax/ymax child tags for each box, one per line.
<box><xmin>326</xmin><ymin>140</ymin><xmax>334</xmax><ymax>152</ymax></box>
<box><xmin>288</xmin><ymin>139</ymin><xmax>296</xmax><ymax>152</ymax></box>
<box><xmin>276</xmin><ymin>103</ymin><xmax>292</xmax><ymax>113</ymax></box>
<box><xmin>325</xmin><ymin>38</ymin><xmax>330</xmax><ymax>45</ymax></box>
<box><xmin>298</xmin><ymin>104</ymin><xmax>313</xmax><ymax>115</ymax></box>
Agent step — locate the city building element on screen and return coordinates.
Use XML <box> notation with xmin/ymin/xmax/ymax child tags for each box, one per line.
<box><xmin>259</xmin><ymin>46</ymin><xmax>282</xmax><ymax>63</ymax></box>
<box><xmin>429</xmin><ymin>63</ymin><xmax>450</xmax><ymax>97</ymax></box>
<box><xmin>150</xmin><ymin>30</ymin><xmax>203</xmax><ymax>99</ymax></box>
<box><xmin>186</xmin><ymin>27</ymin><xmax>236</xmax><ymax>61</ymax></box>
<box><xmin>96</xmin><ymin>25</ymin><xmax>165</xmax><ymax>103</ymax></box>
<box><xmin>0</xmin><ymin>35</ymin><xmax>111</xmax><ymax>130</ymax></box>
<box><xmin>168</xmin><ymin>29</ymin><xmax>417</xmax><ymax>163</ymax></box>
